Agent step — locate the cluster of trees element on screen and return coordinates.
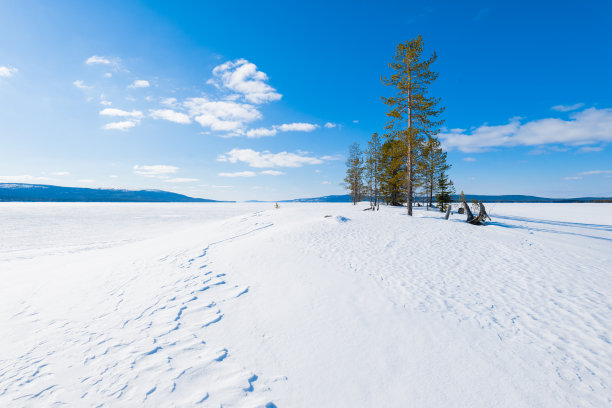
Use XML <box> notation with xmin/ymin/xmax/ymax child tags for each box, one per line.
<box><xmin>344</xmin><ymin>36</ymin><xmax>454</xmax><ymax>215</ymax></box>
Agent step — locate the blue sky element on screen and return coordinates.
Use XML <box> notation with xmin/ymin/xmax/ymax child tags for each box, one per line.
<box><xmin>1</xmin><ymin>1</ymin><xmax>611</xmax><ymax>200</ymax></box>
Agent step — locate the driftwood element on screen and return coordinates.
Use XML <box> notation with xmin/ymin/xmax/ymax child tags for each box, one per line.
<box><xmin>462</xmin><ymin>200</ymin><xmax>491</xmax><ymax>225</ymax></box>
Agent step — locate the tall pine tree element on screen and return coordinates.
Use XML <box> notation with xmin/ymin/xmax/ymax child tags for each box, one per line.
<box><xmin>365</xmin><ymin>133</ymin><xmax>383</xmax><ymax>210</ymax></box>
<box><xmin>344</xmin><ymin>142</ymin><xmax>364</xmax><ymax>205</ymax></box>
<box><xmin>435</xmin><ymin>171</ymin><xmax>455</xmax><ymax>212</ymax></box>
<box><xmin>381</xmin><ymin>36</ymin><xmax>444</xmax><ymax>216</ymax></box>
<box><xmin>420</xmin><ymin>135</ymin><xmax>451</xmax><ymax>209</ymax></box>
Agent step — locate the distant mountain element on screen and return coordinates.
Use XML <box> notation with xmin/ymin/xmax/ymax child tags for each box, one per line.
<box><xmin>0</xmin><ymin>183</ymin><xmax>231</xmax><ymax>202</ymax></box>
<box><xmin>280</xmin><ymin>194</ymin><xmax>356</xmax><ymax>203</ymax></box>
<box><xmin>278</xmin><ymin>194</ymin><xmax>612</xmax><ymax>203</ymax></box>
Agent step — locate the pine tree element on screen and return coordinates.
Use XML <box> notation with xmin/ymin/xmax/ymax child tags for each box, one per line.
<box><xmin>344</xmin><ymin>142</ymin><xmax>364</xmax><ymax>205</ymax></box>
<box><xmin>379</xmin><ymin>138</ymin><xmax>406</xmax><ymax>206</ymax></box>
<box><xmin>420</xmin><ymin>135</ymin><xmax>451</xmax><ymax>209</ymax></box>
<box><xmin>435</xmin><ymin>172</ymin><xmax>455</xmax><ymax>212</ymax></box>
<box><xmin>382</xmin><ymin>36</ymin><xmax>444</xmax><ymax>216</ymax></box>
<box><xmin>458</xmin><ymin>190</ymin><xmax>466</xmax><ymax>203</ymax></box>
<box><xmin>365</xmin><ymin>133</ymin><xmax>383</xmax><ymax>210</ymax></box>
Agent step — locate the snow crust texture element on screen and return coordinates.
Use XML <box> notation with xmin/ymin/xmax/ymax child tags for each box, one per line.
<box><xmin>0</xmin><ymin>202</ymin><xmax>611</xmax><ymax>407</ymax></box>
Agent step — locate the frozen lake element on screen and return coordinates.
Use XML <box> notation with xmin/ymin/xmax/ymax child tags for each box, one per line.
<box><xmin>1</xmin><ymin>202</ymin><xmax>611</xmax><ymax>407</ymax></box>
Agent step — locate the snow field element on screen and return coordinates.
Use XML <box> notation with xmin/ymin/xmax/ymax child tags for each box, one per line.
<box><xmin>0</xmin><ymin>202</ymin><xmax>610</xmax><ymax>407</ymax></box>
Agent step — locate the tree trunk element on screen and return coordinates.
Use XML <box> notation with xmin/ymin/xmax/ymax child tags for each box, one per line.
<box><xmin>406</xmin><ymin>86</ymin><xmax>413</xmax><ymax>216</ymax></box>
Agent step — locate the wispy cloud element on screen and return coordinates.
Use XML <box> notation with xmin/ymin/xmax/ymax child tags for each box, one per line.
<box><xmin>551</xmin><ymin>103</ymin><xmax>584</xmax><ymax>112</ymax></box>
<box><xmin>86</xmin><ymin>55</ymin><xmax>113</xmax><ymax>65</ymax></box>
<box><xmin>100</xmin><ymin>108</ymin><xmax>143</xmax><ymax>130</ymax></box>
<box><xmin>260</xmin><ymin>170</ymin><xmax>284</xmax><ymax>176</ymax></box>
<box><xmin>245</xmin><ymin>127</ymin><xmax>278</xmax><ymax>138</ymax></box>
<box><xmin>129</xmin><ymin>79</ymin><xmax>150</xmax><ymax>88</ymax></box>
<box><xmin>51</xmin><ymin>171</ymin><xmax>70</xmax><ymax>176</ymax></box>
<box><xmin>577</xmin><ymin>146</ymin><xmax>603</xmax><ymax>153</ymax></box>
<box><xmin>563</xmin><ymin>169</ymin><xmax>612</xmax><ymax>180</ymax></box>
<box><xmin>319</xmin><ymin>154</ymin><xmax>342</xmax><ymax>161</ymax></box>
<box><xmin>244</xmin><ymin>122</ymin><xmax>319</xmax><ymax>138</ymax></box>
<box><xmin>73</xmin><ymin>80</ymin><xmax>91</xmax><ymax>89</ymax></box>
<box><xmin>208</xmin><ymin>58</ymin><xmax>281</xmax><ymax>104</ymax></box>
<box><xmin>0</xmin><ymin>175</ymin><xmax>51</xmax><ymax>183</ymax></box>
<box><xmin>324</xmin><ymin>122</ymin><xmax>337</xmax><ymax>128</ymax></box>
<box><xmin>276</xmin><ymin>123</ymin><xmax>318</xmax><ymax>132</ymax></box>
<box><xmin>0</xmin><ymin>66</ymin><xmax>18</xmax><ymax>77</ymax></box>
<box><xmin>217</xmin><ymin>148</ymin><xmax>325</xmax><ymax>168</ymax></box>
<box><xmin>133</xmin><ymin>165</ymin><xmax>179</xmax><ymax>177</ymax></box>
<box><xmin>579</xmin><ymin>170</ymin><xmax>612</xmax><ymax>176</ymax></box>
<box><xmin>463</xmin><ymin>157</ymin><xmax>477</xmax><ymax>162</ymax></box>
<box><xmin>103</xmin><ymin>121</ymin><xmax>139</xmax><ymax>131</ymax></box>
<box><xmin>100</xmin><ymin>108</ymin><xmax>143</xmax><ymax>119</ymax></box>
<box><xmin>164</xmin><ymin>177</ymin><xmax>199</xmax><ymax>183</ymax></box>
<box><xmin>150</xmin><ymin>109</ymin><xmax>191</xmax><ymax>124</ymax></box>
<box><xmin>218</xmin><ymin>171</ymin><xmax>256</xmax><ymax>177</ymax></box>
<box><xmin>440</xmin><ymin>108</ymin><xmax>612</xmax><ymax>153</ymax></box>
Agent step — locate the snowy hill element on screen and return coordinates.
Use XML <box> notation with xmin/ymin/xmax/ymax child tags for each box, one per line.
<box><xmin>0</xmin><ymin>183</ymin><xmax>229</xmax><ymax>202</ymax></box>
<box><xmin>0</xmin><ymin>202</ymin><xmax>610</xmax><ymax>406</ymax></box>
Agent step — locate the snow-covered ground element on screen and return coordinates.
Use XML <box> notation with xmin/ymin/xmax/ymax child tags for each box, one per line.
<box><xmin>1</xmin><ymin>202</ymin><xmax>610</xmax><ymax>407</ymax></box>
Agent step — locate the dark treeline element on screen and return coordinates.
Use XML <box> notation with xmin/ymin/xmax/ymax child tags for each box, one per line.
<box><xmin>344</xmin><ymin>36</ymin><xmax>454</xmax><ymax>215</ymax></box>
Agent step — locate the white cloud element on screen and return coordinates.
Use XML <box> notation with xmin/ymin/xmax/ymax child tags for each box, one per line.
<box><xmin>86</xmin><ymin>55</ymin><xmax>112</xmax><ymax>65</ymax></box>
<box><xmin>246</xmin><ymin>127</ymin><xmax>278</xmax><ymax>138</ymax></box>
<box><xmin>103</xmin><ymin>121</ymin><xmax>139</xmax><ymax>131</ymax></box>
<box><xmin>322</xmin><ymin>181</ymin><xmax>331</xmax><ymax>185</ymax></box>
<box><xmin>463</xmin><ymin>157</ymin><xmax>477</xmax><ymax>162</ymax></box>
<box><xmin>184</xmin><ymin>97</ymin><xmax>261</xmax><ymax>132</ymax></box>
<box><xmin>130</xmin><ymin>79</ymin><xmax>150</xmax><ymax>88</ymax></box>
<box><xmin>324</xmin><ymin>122</ymin><xmax>337</xmax><ymax>128</ymax></box>
<box><xmin>552</xmin><ymin>103</ymin><xmax>585</xmax><ymax>112</ymax></box>
<box><xmin>218</xmin><ymin>171</ymin><xmax>256</xmax><ymax>177</ymax></box>
<box><xmin>563</xmin><ymin>176</ymin><xmax>582</xmax><ymax>180</ymax></box>
<box><xmin>0</xmin><ymin>66</ymin><xmax>18</xmax><ymax>77</ymax></box>
<box><xmin>133</xmin><ymin>165</ymin><xmax>179</xmax><ymax>177</ymax></box>
<box><xmin>352</xmin><ymin>119</ymin><xmax>359</xmax><ymax>123</ymax></box>
<box><xmin>104</xmin><ymin>72</ymin><xmax>112</xmax><ymax>78</ymax></box>
<box><xmin>260</xmin><ymin>170</ymin><xmax>284</xmax><ymax>176</ymax></box>
<box><xmin>150</xmin><ymin>109</ymin><xmax>191</xmax><ymax>124</ymax></box>
<box><xmin>100</xmin><ymin>100</ymin><xmax>112</xmax><ymax>106</ymax></box>
<box><xmin>100</xmin><ymin>108</ymin><xmax>142</xmax><ymax>131</ymax></box>
<box><xmin>161</xmin><ymin>97</ymin><xmax>178</xmax><ymax>107</ymax></box>
<box><xmin>275</xmin><ymin>122</ymin><xmax>319</xmax><ymax>132</ymax></box>
<box><xmin>73</xmin><ymin>80</ymin><xmax>91</xmax><ymax>89</ymax></box>
<box><xmin>577</xmin><ymin>146</ymin><xmax>603</xmax><ymax>153</ymax></box>
<box><xmin>109</xmin><ymin>175</ymin><xmax>118</xmax><ymax>178</ymax></box>
<box><xmin>100</xmin><ymin>108</ymin><xmax>143</xmax><ymax>119</ymax></box>
<box><xmin>0</xmin><ymin>175</ymin><xmax>51</xmax><ymax>183</ymax></box>
<box><xmin>164</xmin><ymin>178</ymin><xmax>199</xmax><ymax>183</ymax></box>
<box><xmin>217</xmin><ymin>148</ymin><xmax>324</xmax><ymax>168</ymax></box>
<box><xmin>319</xmin><ymin>154</ymin><xmax>343</xmax><ymax>161</ymax></box>
<box><xmin>208</xmin><ymin>58</ymin><xmax>282</xmax><ymax>104</ymax></box>
<box><xmin>243</xmin><ymin>122</ymin><xmax>319</xmax><ymax>138</ymax></box>
<box><xmin>579</xmin><ymin>170</ymin><xmax>612</xmax><ymax>176</ymax></box>
<box><xmin>51</xmin><ymin>171</ymin><xmax>70</xmax><ymax>176</ymax></box>
<box><xmin>440</xmin><ymin>108</ymin><xmax>612</xmax><ymax>153</ymax></box>
<box><xmin>78</xmin><ymin>179</ymin><xmax>95</xmax><ymax>183</ymax></box>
